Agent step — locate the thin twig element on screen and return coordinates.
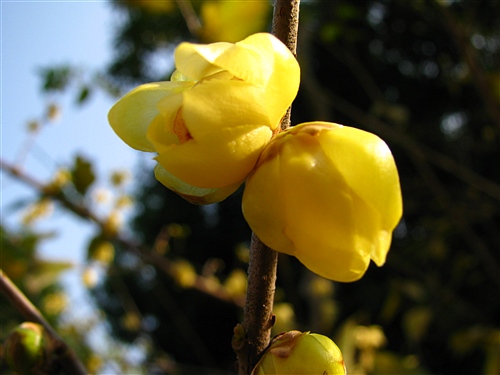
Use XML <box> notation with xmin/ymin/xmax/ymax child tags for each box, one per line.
<box><xmin>0</xmin><ymin>158</ymin><xmax>244</xmax><ymax>308</ymax></box>
<box><xmin>272</xmin><ymin>0</ymin><xmax>300</xmax><ymax>131</ymax></box>
<box><xmin>175</xmin><ymin>0</ymin><xmax>202</xmax><ymax>38</ymax></box>
<box><xmin>0</xmin><ymin>269</ymin><xmax>87</xmax><ymax>375</ymax></box>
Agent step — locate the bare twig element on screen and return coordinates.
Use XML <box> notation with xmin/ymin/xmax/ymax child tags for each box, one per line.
<box><xmin>272</xmin><ymin>0</ymin><xmax>300</xmax><ymax>131</ymax></box>
<box><xmin>0</xmin><ymin>158</ymin><xmax>244</xmax><ymax>308</ymax></box>
<box><xmin>0</xmin><ymin>269</ymin><xmax>87</xmax><ymax>375</ymax></box>
<box><xmin>175</xmin><ymin>0</ymin><xmax>202</xmax><ymax>38</ymax></box>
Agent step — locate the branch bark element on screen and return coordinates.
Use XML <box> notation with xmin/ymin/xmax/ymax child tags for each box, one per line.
<box><xmin>0</xmin><ymin>158</ymin><xmax>245</xmax><ymax>308</ymax></box>
<box><xmin>233</xmin><ymin>1</ymin><xmax>301</xmax><ymax>374</ymax></box>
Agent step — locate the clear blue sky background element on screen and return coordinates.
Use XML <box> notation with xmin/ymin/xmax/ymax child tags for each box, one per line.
<box><xmin>2</xmin><ymin>1</ymin><xmax>144</xmax><ymax>263</ymax></box>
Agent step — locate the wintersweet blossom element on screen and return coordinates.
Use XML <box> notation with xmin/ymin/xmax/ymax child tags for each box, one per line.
<box><xmin>108</xmin><ymin>33</ymin><xmax>300</xmax><ymax>204</ymax></box>
<box><xmin>242</xmin><ymin>122</ymin><xmax>403</xmax><ymax>282</ymax></box>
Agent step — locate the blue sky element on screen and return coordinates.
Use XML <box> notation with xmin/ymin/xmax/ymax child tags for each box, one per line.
<box><xmin>1</xmin><ymin>1</ymin><xmax>146</xmax><ymax>263</ymax></box>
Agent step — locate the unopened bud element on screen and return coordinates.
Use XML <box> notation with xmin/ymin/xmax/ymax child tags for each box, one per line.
<box><xmin>4</xmin><ymin>322</ymin><xmax>51</xmax><ymax>374</ymax></box>
<box><xmin>251</xmin><ymin>330</ymin><xmax>346</xmax><ymax>375</ymax></box>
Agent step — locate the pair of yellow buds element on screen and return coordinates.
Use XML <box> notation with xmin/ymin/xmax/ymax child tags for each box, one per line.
<box><xmin>108</xmin><ymin>33</ymin><xmax>403</xmax><ymax>282</ymax></box>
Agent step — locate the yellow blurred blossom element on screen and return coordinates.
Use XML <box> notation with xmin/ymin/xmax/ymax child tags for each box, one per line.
<box><xmin>200</xmin><ymin>0</ymin><xmax>271</xmax><ymax>43</ymax></box>
<box><xmin>43</xmin><ymin>292</ymin><xmax>67</xmax><ymax>316</ymax></box>
<box><xmin>93</xmin><ymin>188</ymin><xmax>112</xmax><ymax>204</ymax></box>
<box><xmin>21</xmin><ymin>198</ymin><xmax>54</xmax><ymax>226</ymax></box>
<box><xmin>82</xmin><ymin>266</ymin><xmax>99</xmax><ymax>288</ymax></box>
<box><xmin>110</xmin><ymin>170</ymin><xmax>131</xmax><ymax>187</ymax></box>
<box><xmin>115</xmin><ymin>194</ymin><xmax>133</xmax><ymax>209</ymax></box>
<box><xmin>90</xmin><ymin>241</ymin><xmax>115</xmax><ymax>264</ymax></box>
<box><xmin>271</xmin><ymin>303</ymin><xmax>297</xmax><ymax>335</ymax></box>
<box><xmin>171</xmin><ymin>259</ymin><xmax>197</xmax><ymax>288</ymax></box>
<box><xmin>108</xmin><ymin>33</ymin><xmax>300</xmax><ymax>204</ymax></box>
<box><xmin>121</xmin><ymin>312</ymin><xmax>141</xmax><ymax>332</ymax></box>
<box><xmin>102</xmin><ymin>211</ymin><xmax>123</xmax><ymax>237</ymax></box>
<box><xmin>223</xmin><ymin>268</ymin><xmax>247</xmax><ymax>298</ymax></box>
<box><xmin>242</xmin><ymin>122</ymin><xmax>403</xmax><ymax>282</ymax></box>
<box><xmin>123</xmin><ymin>0</ymin><xmax>175</xmax><ymax>14</ymax></box>
<box><xmin>46</xmin><ymin>102</ymin><xmax>61</xmax><ymax>122</ymax></box>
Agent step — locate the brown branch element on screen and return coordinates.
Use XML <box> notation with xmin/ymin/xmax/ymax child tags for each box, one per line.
<box><xmin>272</xmin><ymin>0</ymin><xmax>300</xmax><ymax>132</ymax></box>
<box><xmin>0</xmin><ymin>158</ymin><xmax>244</xmax><ymax>308</ymax></box>
<box><xmin>0</xmin><ymin>269</ymin><xmax>87</xmax><ymax>375</ymax></box>
<box><xmin>175</xmin><ymin>0</ymin><xmax>201</xmax><ymax>38</ymax></box>
<box><xmin>233</xmin><ymin>1</ymin><xmax>301</xmax><ymax>374</ymax></box>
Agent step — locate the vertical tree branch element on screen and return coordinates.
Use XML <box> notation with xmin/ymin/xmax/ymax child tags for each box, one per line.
<box><xmin>272</xmin><ymin>0</ymin><xmax>300</xmax><ymax>131</ymax></box>
<box><xmin>233</xmin><ymin>1</ymin><xmax>300</xmax><ymax>374</ymax></box>
<box><xmin>0</xmin><ymin>269</ymin><xmax>87</xmax><ymax>375</ymax></box>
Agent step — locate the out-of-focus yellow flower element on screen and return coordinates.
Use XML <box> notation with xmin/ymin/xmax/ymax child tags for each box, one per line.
<box><xmin>109</xmin><ymin>33</ymin><xmax>299</xmax><ymax>204</ymax></box>
<box><xmin>242</xmin><ymin>122</ymin><xmax>403</xmax><ymax>282</ymax></box>
<box><xmin>21</xmin><ymin>198</ymin><xmax>54</xmax><ymax>226</ymax></box>
<box><xmin>43</xmin><ymin>292</ymin><xmax>67</xmax><ymax>316</ymax></box>
<box><xmin>251</xmin><ymin>330</ymin><xmax>346</xmax><ymax>375</ymax></box>
<box><xmin>123</xmin><ymin>0</ymin><xmax>175</xmax><ymax>14</ymax></box>
<box><xmin>200</xmin><ymin>0</ymin><xmax>271</xmax><ymax>43</ymax></box>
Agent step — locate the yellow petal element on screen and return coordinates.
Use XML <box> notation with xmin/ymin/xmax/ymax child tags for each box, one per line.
<box><xmin>276</xmin><ymin>133</ymin><xmax>374</xmax><ymax>281</ymax></box>
<box><xmin>174</xmin><ymin>41</ymin><xmax>233</xmax><ymax>81</ymax></box>
<box><xmin>156</xmin><ymin>123</ymin><xmax>272</xmax><ymax>188</ymax></box>
<box><xmin>175</xmin><ymin>33</ymin><xmax>300</xmax><ymax>118</ymax></box>
<box><xmin>242</xmin><ymin>150</ymin><xmax>296</xmax><ymax>255</ymax></box>
<box><xmin>108</xmin><ymin>81</ymin><xmax>193</xmax><ymax>152</ymax></box>
<box><xmin>314</xmin><ymin>123</ymin><xmax>403</xmax><ymax>231</ymax></box>
<box><xmin>146</xmin><ymin>92</ymin><xmax>185</xmax><ymax>153</ymax></box>
<box><xmin>154</xmin><ymin>164</ymin><xmax>242</xmax><ymax>204</ymax></box>
<box><xmin>174</xmin><ymin>34</ymin><xmax>299</xmax><ymax>131</ymax></box>
<box><xmin>183</xmin><ymin>80</ymin><xmax>273</xmax><ymax>134</ymax></box>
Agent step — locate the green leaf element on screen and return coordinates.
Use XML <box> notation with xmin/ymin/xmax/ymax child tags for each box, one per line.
<box><xmin>76</xmin><ymin>86</ymin><xmax>91</xmax><ymax>105</ymax></box>
<box><xmin>39</xmin><ymin>66</ymin><xmax>73</xmax><ymax>92</ymax></box>
<box><xmin>71</xmin><ymin>155</ymin><xmax>96</xmax><ymax>195</ymax></box>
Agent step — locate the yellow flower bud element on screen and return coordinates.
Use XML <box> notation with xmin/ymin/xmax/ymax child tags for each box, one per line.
<box><xmin>251</xmin><ymin>331</ymin><xmax>346</xmax><ymax>375</ymax></box>
<box><xmin>4</xmin><ymin>322</ymin><xmax>51</xmax><ymax>374</ymax></box>
<box><xmin>242</xmin><ymin>122</ymin><xmax>403</xmax><ymax>282</ymax></box>
<box><xmin>108</xmin><ymin>33</ymin><xmax>300</xmax><ymax>204</ymax></box>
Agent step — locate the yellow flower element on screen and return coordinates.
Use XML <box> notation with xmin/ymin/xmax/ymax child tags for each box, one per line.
<box><xmin>251</xmin><ymin>330</ymin><xmax>346</xmax><ymax>375</ymax></box>
<box><xmin>242</xmin><ymin>122</ymin><xmax>403</xmax><ymax>282</ymax></box>
<box><xmin>109</xmin><ymin>33</ymin><xmax>299</xmax><ymax>204</ymax></box>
